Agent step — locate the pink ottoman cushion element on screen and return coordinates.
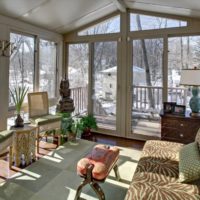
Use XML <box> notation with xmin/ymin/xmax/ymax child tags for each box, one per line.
<box><xmin>77</xmin><ymin>144</ymin><xmax>120</xmax><ymax>180</ymax></box>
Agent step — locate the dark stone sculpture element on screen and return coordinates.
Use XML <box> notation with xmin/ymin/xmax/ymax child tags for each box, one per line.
<box><xmin>56</xmin><ymin>78</ymin><xmax>75</xmax><ymax>113</ymax></box>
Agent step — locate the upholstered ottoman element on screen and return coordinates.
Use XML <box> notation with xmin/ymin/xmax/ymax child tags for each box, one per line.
<box><xmin>75</xmin><ymin>144</ymin><xmax>120</xmax><ymax>200</ymax></box>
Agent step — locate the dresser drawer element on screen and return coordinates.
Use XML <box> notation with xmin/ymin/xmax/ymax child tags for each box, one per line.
<box><xmin>162</xmin><ymin>118</ymin><xmax>189</xmax><ymax>129</ymax></box>
<box><xmin>162</xmin><ymin>118</ymin><xmax>176</xmax><ymax>128</ymax></box>
<box><xmin>161</xmin><ymin>127</ymin><xmax>186</xmax><ymax>141</ymax></box>
<box><xmin>161</xmin><ymin>113</ymin><xmax>200</xmax><ymax>143</ymax></box>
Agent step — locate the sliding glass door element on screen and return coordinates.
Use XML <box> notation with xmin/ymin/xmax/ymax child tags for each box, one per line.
<box><xmin>131</xmin><ymin>38</ymin><xmax>163</xmax><ymax>139</ymax></box>
<box><xmin>68</xmin><ymin>43</ymin><xmax>89</xmax><ymax>115</ymax></box>
<box><xmin>92</xmin><ymin>41</ymin><xmax>118</xmax><ymax>130</ymax></box>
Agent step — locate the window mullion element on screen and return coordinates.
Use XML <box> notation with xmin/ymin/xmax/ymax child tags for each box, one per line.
<box><xmin>34</xmin><ymin>36</ymin><xmax>40</xmax><ymax>92</ymax></box>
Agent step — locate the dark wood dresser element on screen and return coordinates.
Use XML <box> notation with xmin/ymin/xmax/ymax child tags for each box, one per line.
<box><xmin>160</xmin><ymin>112</ymin><xmax>200</xmax><ymax>144</ymax></box>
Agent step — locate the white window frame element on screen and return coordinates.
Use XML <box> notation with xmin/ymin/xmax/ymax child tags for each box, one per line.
<box><xmin>8</xmin><ymin>31</ymin><xmax>59</xmax><ymax>114</ymax></box>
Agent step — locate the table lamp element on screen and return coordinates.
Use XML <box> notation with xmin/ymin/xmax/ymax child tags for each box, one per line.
<box><xmin>180</xmin><ymin>68</ymin><xmax>200</xmax><ymax>116</ymax></box>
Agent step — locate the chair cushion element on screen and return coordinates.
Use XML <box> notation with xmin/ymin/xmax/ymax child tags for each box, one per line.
<box><xmin>0</xmin><ymin>130</ymin><xmax>13</xmax><ymax>143</ymax></box>
<box><xmin>77</xmin><ymin>144</ymin><xmax>119</xmax><ymax>180</ymax></box>
<box><xmin>30</xmin><ymin>114</ymin><xmax>61</xmax><ymax>125</ymax></box>
<box><xmin>179</xmin><ymin>142</ymin><xmax>200</xmax><ymax>183</ymax></box>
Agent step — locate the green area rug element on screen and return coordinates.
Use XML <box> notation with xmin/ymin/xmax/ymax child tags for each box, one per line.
<box><xmin>0</xmin><ymin>139</ymin><xmax>142</xmax><ymax>200</ymax></box>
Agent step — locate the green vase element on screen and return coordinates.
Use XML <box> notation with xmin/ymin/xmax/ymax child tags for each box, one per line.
<box><xmin>189</xmin><ymin>86</ymin><xmax>200</xmax><ymax>113</ymax></box>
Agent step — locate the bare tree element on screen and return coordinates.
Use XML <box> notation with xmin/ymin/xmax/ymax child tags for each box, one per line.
<box><xmin>136</xmin><ymin>14</ymin><xmax>154</xmax><ymax>108</ymax></box>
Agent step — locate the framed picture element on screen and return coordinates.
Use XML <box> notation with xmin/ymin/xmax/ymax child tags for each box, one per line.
<box><xmin>173</xmin><ymin>105</ymin><xmax>186</xmax><ymax>116</ymax></box>
<box><xmin>163</xmin><ymin>102</ymin><xmax>176</xmax><ymax>114</ymax></box>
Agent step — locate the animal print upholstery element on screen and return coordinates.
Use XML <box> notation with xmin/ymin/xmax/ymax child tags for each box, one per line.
<box><xmin>125</xmin><ymin>140</ymin><xmax>200</xmax><ymax>200</ymax></box>
<box><xmin>195</xmin><ymin>128</ymin><xmax>200</xmax><ymax>150</ymax></box>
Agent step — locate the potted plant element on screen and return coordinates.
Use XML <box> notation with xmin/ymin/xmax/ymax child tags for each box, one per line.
<box><xmin>58</xmin><ymin>113</ymin><xmax>82</xmax><ymax>144</ymax></box>
<box><xmin>79</xmin><ymin>115</ymin><xmax>97</xmax><ymax>138</ymax></box>
<box><xmin>10</xmin><ymin>86</ymin><xmax>29</xmax><ymax>127</ymax></box>
<box><xmin>69</xmin><ymin>118</ymin><xmax>83</xmax><ymax>142</ymax></box>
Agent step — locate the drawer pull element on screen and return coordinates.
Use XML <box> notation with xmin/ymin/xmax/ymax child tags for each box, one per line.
<box><xmin>180</xmin><ymin>124</ymin><xmax>184</xmax><ymax>127</ymax></box>
<box><xmin>180</xmin><ymin>134</ymin><xmax>184</xmax><ymax>138</ymax></box>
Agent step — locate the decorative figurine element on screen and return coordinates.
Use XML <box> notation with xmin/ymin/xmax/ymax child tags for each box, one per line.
<box><xmin>56</xmin><ymin>76</ymin><xmax>75</xmax><ymax>113</ymax></box>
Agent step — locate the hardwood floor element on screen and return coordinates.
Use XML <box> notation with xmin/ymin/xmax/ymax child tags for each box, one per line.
<box><xmin>0</xmin><ymin>134</ymin><xmax>145</xmax><ymax>184</ymax></box>
<box><xmin>90</xmin><ymin>132</ymin><xmax>145</xmax><ymax>149</ymax></box>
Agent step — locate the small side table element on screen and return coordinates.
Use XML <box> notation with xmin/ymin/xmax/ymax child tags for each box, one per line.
<box><xmin>10</xmin><ymin>124</ymin><xmax>37</xmax><ymax>167</ymax></box>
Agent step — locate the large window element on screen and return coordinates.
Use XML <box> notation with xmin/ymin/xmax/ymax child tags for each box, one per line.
<box><xmin>78</xmin><ymin>15</ymin><xmax>120</xmax><ymax>36</ymax></box>
<box><xmin>130</xmin><ymin>13</ymin><xmax>187</xmax><ymax>31</ymax></box>
<box><xmin>168</xmin><ymin>36</ymin><xmax>200</xmax><ymax>107</ymax></box>
<box><xmin>65</xmin><ymin>12</ymin><xmax>200</xmax><ymax>139</ymax></box>
<box><xmin>39</xmin><ymin>39</ymin><xmax>57</xmax><ymax>98</ymax></box>
<box><xmin>9</xmin><ymin>32</ymin><xmax>35</xmax><ymax>106</ymax></box>
<box><xmin>9</xmin><ymin>33</ymin><xmax>58</xmax><ymax>107</ymax></box>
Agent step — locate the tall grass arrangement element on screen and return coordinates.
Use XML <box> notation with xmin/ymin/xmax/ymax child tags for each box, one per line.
<box><xmin>10</xmin><ymin>86</ymin><xmax>29</xmax><ymax>114</ymax></box>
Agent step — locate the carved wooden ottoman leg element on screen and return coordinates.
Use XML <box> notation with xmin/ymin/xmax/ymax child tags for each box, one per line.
<box><xmin>90</xmin><ymin>182</ymin><xmax>105</xmax><ymax>200</ymax></box>
<box><xmin>75</xmin><ymin>164</ymin><xmax>94</xmax><ymax>200</ymax></box>
<box><xmin>76</xmin><ymin>145</ymin><xmax>120</xmax><ymax>200</ymax></box>
<box><xmin>74</xmin><ymin>179</ymin><xmax>88</xmax><ymax>200</ymax></box>
<box><xmin>113</xmin><ymin>164</ymin><xmax>121</xmax><ymax>181</ymax></box>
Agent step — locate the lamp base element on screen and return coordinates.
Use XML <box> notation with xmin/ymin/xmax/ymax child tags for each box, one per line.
<box><xmin>190</xmin><ymin>112</ymin><xmax>200</xmax><ymax>117</ymax></box>
<box><xmin>189</xmin><ymin>86</ymin><xmax>200</xmax><ymax>114</ymax></box>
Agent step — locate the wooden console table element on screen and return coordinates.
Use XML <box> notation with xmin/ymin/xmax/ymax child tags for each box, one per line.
<box><xmin>10</xmin><ymin>125</ymin><xmax>36</xmax><ymax>167</ymax></box>
<box><xmin>160</xmin><ymin>112</ymin><xmax>200</xmax><ymax>144</ymax></box>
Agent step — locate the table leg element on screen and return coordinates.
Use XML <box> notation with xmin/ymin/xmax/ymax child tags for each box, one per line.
<box><xmin>113</xmin><ymin>164</ymin><xmax>121</xmax><ymax>181</ymax></box>
<box><xmin>37</xmin><ymin>127</ymin><xmax>40</xmax><ymax>154</ymax></box>
<box><xmin>15</xmin><ymin>150</ymin><xmax>20</xmax><ymax>167</ymax></box>
<box><xmin>9</xmin><ymin>145</ymin><xmax>12</xmax><ymax>169</ymax></box>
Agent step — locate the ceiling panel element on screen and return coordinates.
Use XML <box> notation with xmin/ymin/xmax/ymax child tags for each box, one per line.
<box><xmin>55</xmin><ymin>3</ymin><xmax>117</xmax><ymax>33</ymax></box>
<box><xmin>18</xmin><ymin>0</ymin><xmax>115</xmax><ymax>33</ymax></box>
<box><xmin>0</xmin><ymin>0</ymin><xmax>200</xmax><ymax>34</ymax></box>
<box><xmin>125</xmin><ymin>0</ymin><xmax>200</xmax><ymax>18</ymax></box>
<box><xmin>0</xmin><ymin>0</ymin><xmax>47</xmax><ymax>18</ymax></box>
<box><xmin>125</xmin><ymin>0</ymin><xmax>200</xmax><ymax>10</ymax></box>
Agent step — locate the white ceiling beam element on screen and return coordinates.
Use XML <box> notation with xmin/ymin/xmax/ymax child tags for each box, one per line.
<box><xmin>112</xmin><ymin>0</ymin><xmax>127</xmax><ymax>12</ymax></box>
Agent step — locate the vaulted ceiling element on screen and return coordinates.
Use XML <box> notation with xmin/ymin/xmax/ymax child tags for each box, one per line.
<box><xmin>0</xmin><ymin>0</ymin><xmax>199</xmax><ymax>34</ymax></box>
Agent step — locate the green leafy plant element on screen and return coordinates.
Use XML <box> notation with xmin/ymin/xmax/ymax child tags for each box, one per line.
<box><xmin>57</xmin><ymin>113</ymin><xmax>97</xmax><ymax>143</ymax></box>
<box><xmin>57</xmin><ymin>112</ymin><xmax>73</xmax><ymax>136</ymax></box>
<box><xmin>58</xmin><ymin>113</ymin><xmax>82</xmax><ymax>137</ymax></box>
<box><xmin>80</xmin><ymin>115</ymin><xmax>97</xmax><ymax>130</ymax></box>
<box><xmin>10</xmin><ymin>86</ymin><xmax>29</xmax><ymax>114</ymax></box>
<box><xmin>79</xmin><ymin>115</ymin><xmax>97</xmax><ymax>136</ymax></box>
<box><xmin>71</xmin><ymin>119</ymin><xmax>83</xmax><ymax>138</ymax></box>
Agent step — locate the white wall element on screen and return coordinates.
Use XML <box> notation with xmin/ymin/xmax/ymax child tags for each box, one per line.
<box><xmin>0</xmin><ymin>14</ymin><xmax>63</xmax><ymax>130</ymax></box>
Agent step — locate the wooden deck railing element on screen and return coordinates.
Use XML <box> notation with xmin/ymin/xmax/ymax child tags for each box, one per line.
<box><xmin>71</xmin><ymin>86</ymin><xmax>88</xmax><ymax>115</ymax></box>
<box><xmin>70</xmin><ymin>85</ymin><xmax>188</xmax><ymax>115</ymax></box>
<box><xmin>133</xmin><ymin>85</ymin><xmax>188</xmax><ymax>112</ymax></box>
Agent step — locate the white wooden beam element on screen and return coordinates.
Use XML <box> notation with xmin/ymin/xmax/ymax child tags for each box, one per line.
<box><xmin>112</xmin><ymin>0</ymin><xmax>127</xmax><ymax>12</ymax></box>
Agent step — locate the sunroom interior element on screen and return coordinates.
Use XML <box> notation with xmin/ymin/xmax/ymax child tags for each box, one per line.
<box><xmin>1</xmin><ymin>0</ymin><xmax>200</xmax><ymax>199</ymax></box>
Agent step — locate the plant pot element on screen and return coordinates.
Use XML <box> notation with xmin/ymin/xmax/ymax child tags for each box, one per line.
<box><xmin>60</xmin><ymin>135</ymin><xmax>68</xmax><ymax>144</ymax></box>
<box><xmin>81</xmin><ymin>128</ymin><xmax>91</xmax><ymax>139</ymax></box>
<box><xmin>15</xmin><ymin>114</ymin><xmax>24</xmax><ymax>127</ymax></box>
<box><xmin>68</xmin><ymin>132</ymin><xmax>76</xmax><ymax>141</ymax></box>
<box><xmin>68</xmin><ymin>132</ymin><xmax>79</xmax><ymax>145</ymax></box>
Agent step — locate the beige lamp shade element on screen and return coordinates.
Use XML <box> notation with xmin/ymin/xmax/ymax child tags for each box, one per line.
<box><xmin>180</xmin><ymin>69</ymin><xmax>200</xmax><ymax>86</ymax></box>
